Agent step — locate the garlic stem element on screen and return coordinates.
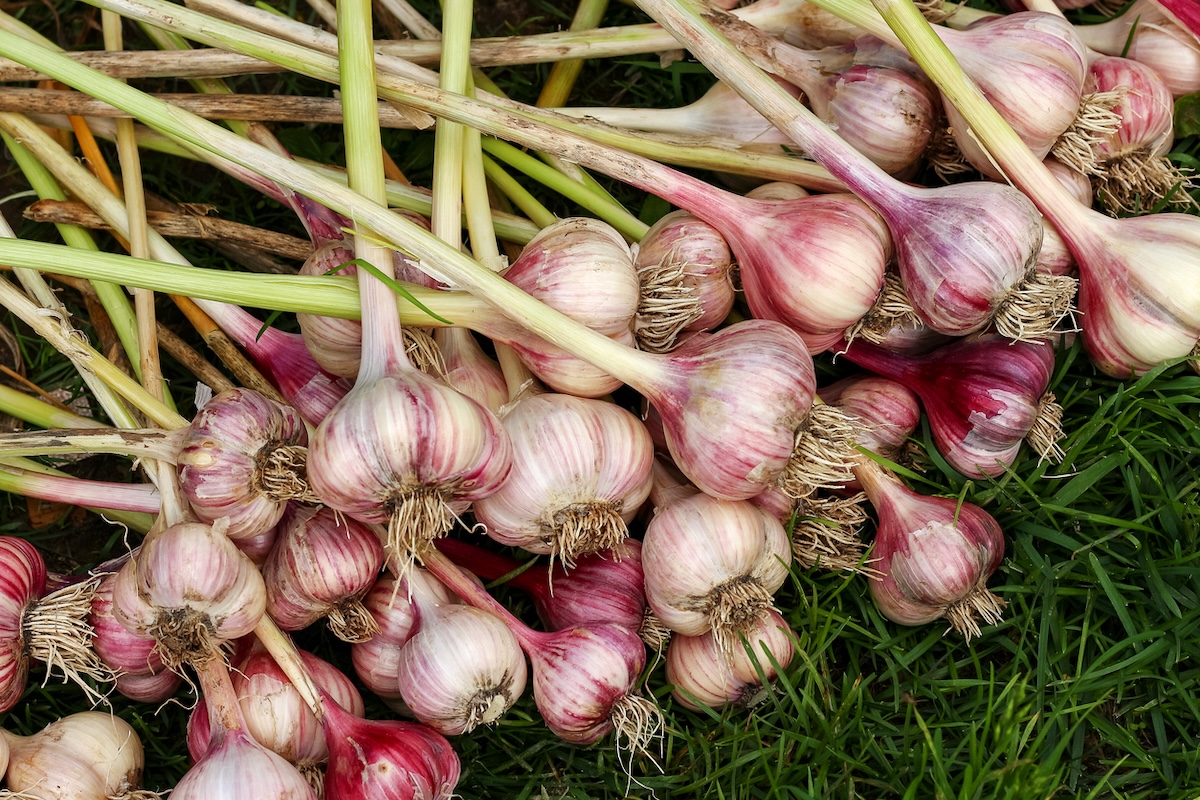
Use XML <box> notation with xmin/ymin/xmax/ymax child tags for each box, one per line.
<box><xmin>0</xmin><ymin>462</ymin><xmax>162</xmax><ymax>514</ymax></box>
<box><xmin>0</xmin><ymin>31</ymin><xmax>659</xmax><ymax>389</ymax></box>
<box><xmin>253</xmin><ymin>617</ymin><xmax>326</xmax><ymax>722</ymax></box>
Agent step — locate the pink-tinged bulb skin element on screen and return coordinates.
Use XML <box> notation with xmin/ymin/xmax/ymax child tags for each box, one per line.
<box><xmin>844</xmin><ymin>334</ymin><xmax>1060</xmax><ymax>479</ymax></box>
<box><xmin>634</xmin><ymin>210</ymin><xmax>735</xmax><ymax>336</ymax></box>
<box><xmin>647</xmin><ymin>319</ymin><xmax>819</xmax><ymax>501</ymax></box>
<box><xmin>1087</xmin><ymin>57</ymin><xmax>1174</xmax><ymax>159</ymax></box>
<box><xmin>860</xmin><ymin>464</ymin><xmax>1006</xmax><ymax>639</ymax></box>
<box><xmin>819</xmin><ymin>375</ymin><xmax>921</xmax><ymax>460</ymax></box>
<box><xmin>885</xmin><ymin>183</ymin><xmax>1044</xmax><ymax>337</ymax></box>
<box><xmin>177</xmin><ymin>388</ymin><xmax>312</xmax><ymax>540</ymax></box>
<box><xmin>264</xmin><ymin>505</ymin><xmax>385</xmax><ymax>642</ymax></box>
<box><xmin>306</xmin><ymin>369</ymin><xmax>513</xmax><ymax>566</ymax></box>
<box><xmin>528</xmin><ymin>623</ymin><xmax>649</xmax><ymax>745</ymax></box>
<box><xmin>0</xmin><ymin>538</ymin><xmax>44</xmax><ymax>712</ymax></box>
<box><xmin>473</xmin><ymin>392</ymin><xmax>654</xmax><ymax>565</ymax></box>
<box><xmin>735</xmin><ymin>194</ymin><xmax>891</xmax><ymax>354</ymax></box>
<box><xmin>298</xmin><ymin>241</ymin><xmax>363</xmax><ymax>378</ymax></box>
<box><xmin>815</xmin><ymin>66</ymin><xmax>937</xmax><ymax>176</ymax></box>
<box><xmin>942</xmin><ymin>12</ymin><xmax>1087</xmax><ymax>177</ymax></box>
<box><xmin>666</xmin><ymin>609</ymin><xmax>795</xmax><ymax>711</ymax></box>
<box><xmin>1074</xmin><ymin>214</ymin><xmax>1200</xmax><ymax>377</ymax></box>
<box><xmin>173</xmin><ymin>727</ymin><xmax>317</xmax><ymax>800</ymax></box>
<box><xmin>321</xmin><ymin>697</ymin><xmax>461</xmax><ymax>800</ymax></box>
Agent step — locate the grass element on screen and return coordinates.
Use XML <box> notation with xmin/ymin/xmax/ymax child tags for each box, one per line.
<box><xmin>0</xmin><ymin>0</ymin><xmax>1198</xmax><ymax>798</ymax></box>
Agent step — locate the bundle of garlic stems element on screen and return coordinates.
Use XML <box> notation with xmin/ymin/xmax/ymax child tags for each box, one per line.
<box><xmin>0</xmin><ymin>0</ymin><xmax>1193</xmax><ymax>794</ymax></box>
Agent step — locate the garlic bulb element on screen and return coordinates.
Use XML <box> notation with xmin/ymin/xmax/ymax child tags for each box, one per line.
<box><xmin>297</xmin><ymin>240</ymin><xmax>362</xmax><ymax>378</ymax></box>
<box><xmin>633</xmin><ymin>210</ymin><xmax>735</xmax><ymax>348</ymax></box>
<box><xmin>321</xmin><ymin>694</ymin><xmax>461</xmax><ymax>800</ymax></box>
<box><xmin>0</xmin><ymin>538</ymin><xmax>106</xmax><ymax>712</ymax></box>
<box><xmin>857</xmin><ymin>459</ymin><xmax>1006</xmax><ymax>639</ymax></box>
<box><xmin>398</xmin><ymin>602</ymin><xmax>528</xmax><ymax>735</ymax></box>
<box><xmin>307</xmin><ymin>364</ymin><xmax>513</xmax><ymax>576</ymax></box>
<box><xmin>177</xmin><ymin>388</ymin><xmax>316</xmax><ymax>540</ymax></box>
<box><xmin>666</xmin><ymin>609</ymin><xmax>795</xmax><ymax>710</ymax></box>
<box><xmin>642</xmin><ymin>493</ymin><xmax>791</xmax><ymax>650</ymax></box>
<box><xmin>2</xmin><ymin>712</ymin><xmax>150</xmax><ymax>800</ymax></box>
<box><xmin>473</xmin><ymin>387</ymin><xmax>654</xmax><ymax>568</ymax></box>
<box><xmin>503</xmin><ymin>218</ymin><xmax>639</xmax><ymax>372</ymax></box>
<box><xmin>436</xmin><ymin>327</ymin><xmax>508</xmax><ymax>414</ymax></box>
<box><xmin>264</xmin><ymin>505</ymin><xmax>385</xmax><ymax>642</ymax></box>
<box><xmin>188</xmin><ymin>648</ymin><xmax>364</xmax><ymax>783</ymax></box>
<box><xmin>111</xmin><ymin>521</ymin><xmax>267</xmax><ymax>669</ymax></box>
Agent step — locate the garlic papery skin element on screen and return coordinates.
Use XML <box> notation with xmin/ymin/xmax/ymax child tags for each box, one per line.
<box><xmin>112</xmin><ymin>521</ymin><xmax>268</xmax><ymax>670</ymax></box>
<box><xmin>503</xmin><ymin>218</ymin><xmax>640</xmax><ymax>343</ymax></box>
<box><xmin>1066</xmin><ymin>212</ymin><xmax>1200</xmax><ymax>377</ymax></box>
<box><xmin>473</xmin><ymin>388</ymin><xmax>654</xmax><ymax>569</ymax></box>
<box><xmin>264</xmin><ymin>505</ymin><xmax>385</xmax><ymax>642</ymax></box>
<box><xmin>809</xmin><ymin>64</ymin><xmax>937</xmax><ymax>176</ymax></box>
<box><xmin>180</xmin><ymin>653</ymin><xmax>317</xmax><ymax>800</ymax></box>
<box><xmin>844</xmin><ymin>335</ymin><xmax>1063</xmax><ymax>478</ymax></box>
<box><xmin>0</xmin><ymin>538</ymin><xmax>107</xmax><ymax>711</ymax></box>
<box><xmin>177</xmin><ymin>388</ymin><xmax>316</xmax><ymax>540</ymax></box>
<box><xmin>188</xmin><ymin>648</ymin><xmax>364</xmax><ymax>778</ymax></box>
<box><xmin>522</xmin><ymin>622</ymin><xmax>657</xmax><ymax>750</ymax></box>
<box><xmin>633</xmin><ymin>210</ymin><xmax>735</xmax><ymax>348</ymax></box>
<box><xmin>1034</xmin><ymin>159</ymin><xmax>1092</xmax><ymax>278</ymax></box>
<box><xmin>90</xmin><ymin>572</ymin><xmax>169</xmax><ymax>679</ymax></box>
<box><xmin>321</xmin><ymin>693</ymin><xmax>461</xmax><ymax>800</ymax></box>
<box><xmin>398</xmin><ymin>603</ymin><xmax>528</xmax><ymax>735</ymax></box>
<box><xmin>642</xmin><ymin>493</ymin><xmax>791</xmax><ymax>651</ymax></box>
<box><xmin>646</xmin><ymin>320</ymin><xmax>855</xmax><ymax>501</ymax></box>
<box><xmin>934</xmin><ymin>13</ymin><xmax>1088</xmax><ymax>179</ymax></box>
<box><xmin>0</xmin><ymin>537</ymin><xmax>44</xmax><ymax>712</ymax></box>
<box><xmin>436</xmin><ymin>537</ymin><xmax>652</xmax><ymax>640</ymax></box>
<box><xmin>114</xmin><ymin>669</ymin><xmax>182</xmax><ymax>704</ymax></box>
<box><xmin>420</xmin><ymin>550</ymin><xmax>662</xmax><ymax>755</ymax></box>
<box><xmin>351</xmin><ymin>636</ymin><xmax>407</xmax><ymax>707</ymax></box>
<box><xmin>856</xmin><ymin>459</ymin><xmax>1006</xmax><ymax>640</ymax></box>
<box><xmin>731</xmin><ymin>193</ymin><xmax>893</xmax><ymax>354</ymax></box>
<box><xmin>818</xmin><ymin>374</ymin><xmax>922</xmax><ymax>462</ymax></box>
<box><xmin>1</xmin><ymin>712</ymin><xmax>151</xmax><ymax>800</ymax></box>
<box><xmin>665</xmin><ymin>609</ymin><xmax>795</xmax><ymax>711</ymax></box>
<box><xmin>306</xmin><ymin>365</ymin><xmax>513</xmax><ymax>576</ymax></box>
<box><xmin>297</xmin><ymin>240</ymin><xmax>362</xmax><ymax>378</ymax></box>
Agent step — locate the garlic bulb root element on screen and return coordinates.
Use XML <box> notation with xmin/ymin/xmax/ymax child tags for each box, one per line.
<box><xmin>991</xmin><ymin>271</ymin><xmax>1079</xmax><ymax>342</ymax></box>
<box><xmin>23</xmin><ymin>576</ymin><xmax>112</xmax><ymax>696</ymax></box>
<box><xmin>790</xmin><ymin>492</ymin><xmax>871</xmax><ymax>573</ymax></box>
<box><xmin>634</xmin><ymin>257</ymin><xmax>705</xmax><ymax>353</ymax></box>
<box><xmin>780</xmin><ymin>404</ymin><xmax>859</xmax><ymax>500</ymax></box>
<box><xmin>254</xmin><ymin>441</ymin><xmax>319</xmax><ymax>504</ymax></box>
